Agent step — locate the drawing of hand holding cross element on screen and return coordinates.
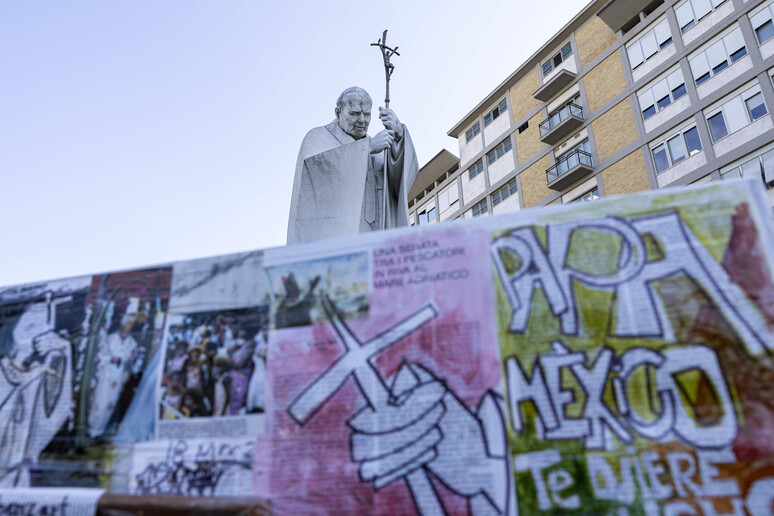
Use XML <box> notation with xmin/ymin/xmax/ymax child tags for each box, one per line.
<box><xmin>288</xmin><ymin>296</ymin><xmax>515</xmax><ymax>516</ymax></box>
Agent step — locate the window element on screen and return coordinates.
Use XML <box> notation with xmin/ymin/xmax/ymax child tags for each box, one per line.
<box><xmin>437</xmin><ymin>184</ymin><xmax>459</xmax><ymax>213</ymax></box>
<box><xmin>542</xmin><ymin>42</ymin><xmax>573</xmax><ymax>76</ymax></box>
<box><xmin>484</xmin><ymin>99</ymin><xmax>508</xmax><ymax>127</ymax></box>
<box><xmin>637</xmin><ymin>68</ymin><xmax>687</xmax><ymax>120</ymax></box>
<box><xmin>721</xmin><ymin>147</ymin><xmax>774</xmax><ymax>188</ymax></box>
<box><xmin>705</xmin><ymin>85</ymin><xmax>769</xmax><ymax>142</ymax></box>
<box><xmin>417</xmin><ymin>205</ymin><xmax>436</xmax><ymax>224</ymax></box>
<box><xmin>465</xmin><ymin>122</ymin><xmax>480</xmax><ymax>143</ymax></box>
<box><xmin>572</xmin><ymin>188</ymin><xmax>600</xmax><ymax>203</ymax></box>
<box><xmin>675</xmin><ymin>0</ymin><xmax>729</xmax><ymax>33</ymax></box>
<box><xmin>486</xmin><ymin>137</ymin><xmax>513</xmax><ymax>165</ymax></box>
<box><xmin>688</xmin><ymin>27</ymin><xmax>747</xmax><ymax>86</ymax></box>
<box><xmin>650</xmin><ymin>125</ymin><xmax>703</xmax><ymax>173</ymax></box>
<box><xmin>471</xmin><ymin>199</ymin><xmax>488</xmax><ymax>217</ymax></box>
<box><xmin>751</xmin><ymin>3</ymin><xmax>774</xmax><ymax>45</ymax></box>
<box><xmin>468</xmin><ymin>159</ymin><xmax>483</xmax><ymax>180</ymax></box>
<box><xmin>627</xmin><ymin>19</ymin><xmax>673</xmax><ymax>70</ymax></box>
<box><xmin>492</xmin><ymin>178</ymin><xmax>518</xmax><ymax>206</ymax></box>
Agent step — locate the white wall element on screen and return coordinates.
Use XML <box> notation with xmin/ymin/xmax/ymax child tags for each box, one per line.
<box><xmin>656</xmin><ymin>150</ymin><xmax>707</xmax><ymax>187</ymax></box>
<box><xmin>542</xmin><ymin>54</ymin><xmax>578</xmax><ymax>84</ymax></box>
<box><xmin>644</xmin><ymin>94</ymin><xmax>692</xmax><ymax>134</ymax></box>
<box><xmin>461</xmin><ymin>169</ymin><xmax>486</xmax><ymax>204</ymax></box>
<box><xmin>761</xmin><ymin>37</ymin><xmax>774</xmax><ymax>61</ymax></box>
<box><xmin>633</xmin><ymin>45</ymin><xmax>677</xmax><ymax>83</ymax></box>
<box><xmin>682</xmin><ymin>1</ymin><xmax>735</xmax><ymax>47</ymax></box>
<box><xmin>483</xmin><ymin>108</ymin><xmax>510</xmax><ymax>146</ymax></box>
<box><xmin>561</xmin><ymin>177</ymin><xmax>597</xmax><ymax>202</ymax></box>
<box><xmin>492</xmin><ymin>192</ymin><xmax>520</xmax><ymax>214</ymax></box>
<box><xmin>459</xmin><ymin>133</ymin><xmax>482</xmax><ymax>168</ymax></box>
<box><xmin>438</xmin><ymin>180</ymin><xmax>460</xmax><ymax>222</ymax></box>
<box><xmin>696</xmin><ymin>56</ymin><xmax>753</xmax><ymax>99</ymax></box>
<box><xmin>488</xmin><ymin>152</ymin><xmax>516</xmax><ymax>185</ymax></box>
<box><xmin>714</xmin><ymin>115</ymin><xmax>774</xmax><ymax>157</ymax></box>
<box><xmin>546</xmin><ymin>84</ymin><xmax>581</xmax><ymax>113</ymax></box>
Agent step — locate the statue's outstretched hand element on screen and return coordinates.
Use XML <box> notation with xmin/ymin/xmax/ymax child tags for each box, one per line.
<box><xmin>369</xmin><ymin>129</ymin><xmax>395</xmax><ymax>154</ymax></box>
<box><xmin>379</xmin><ymin>107</ymin><xmax>404</xmax><ymax>139</ymax></box>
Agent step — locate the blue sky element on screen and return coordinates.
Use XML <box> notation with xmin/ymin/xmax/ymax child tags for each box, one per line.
<box><xmin>0</xmin><ymin>0</ymin><xmax>588</xmax><ymax>286</ymax></box>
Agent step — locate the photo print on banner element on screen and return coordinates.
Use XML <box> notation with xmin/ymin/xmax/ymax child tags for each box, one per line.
<box><xmin>264</xmin><ymin>251</ymin><xmax>369</xmax><ymax>329</ymax></box>
<box><xmin>155</xmin><ymin>251</ymin><xmax>270</xmax><ymax>441</ymax></box>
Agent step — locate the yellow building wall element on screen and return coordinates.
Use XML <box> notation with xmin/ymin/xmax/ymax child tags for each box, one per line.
<box><xmin>514</xmin><ymin>113</ymin><xmax>545</xmax><ymax>166</ymax></box>
<box><xmin>591</xmin><ymin>99</ymin><xmax>638</xmax><ymax>162</ymax></box>
<box><xmin>575</xmin><ymin>17</ymin><xmax>617</xmax><ymax>69</ymax></box>
<box><xmin>519</xmin><ymin>155</ymin><xmax>552</xmax><ymax>208</ymax></box>
<box><xmin>601</xmin><ymin>150</ymin><xmax>651</xmax><ymax>196</ymax></box>
<box><xmin>583</xmin><ymin>52</ymin><xmax>627</xmax><ymax>114</ymax></box>
<box><xmin>509</xmin><ymin>70</ymin><xmax>541</xmax><ymax>124</ymax></box>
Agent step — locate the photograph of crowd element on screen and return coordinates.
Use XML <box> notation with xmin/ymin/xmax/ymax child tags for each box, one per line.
<box><xmin>159</xmin><ymin>306</ymin><xmax>268</xmax><ymax>420</ymax></box>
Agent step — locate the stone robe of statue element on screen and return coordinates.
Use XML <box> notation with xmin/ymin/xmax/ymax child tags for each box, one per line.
<box><xmin>287</xmin><ymin>87</ymin><xmax>419</xmax><ymax>245</ymax></box>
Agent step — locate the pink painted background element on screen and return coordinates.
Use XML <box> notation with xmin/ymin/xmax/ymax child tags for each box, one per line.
<box><xmin>255</xmin><ymin>225</ymin><xmax>503</xmax><ymax>515</ymax></box>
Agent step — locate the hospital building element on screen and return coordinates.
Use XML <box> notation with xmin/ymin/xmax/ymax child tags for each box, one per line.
<box><xmin>409</xmin><ymin>0</ymin><xmax>774</xmax><ymax>225</ymax></box>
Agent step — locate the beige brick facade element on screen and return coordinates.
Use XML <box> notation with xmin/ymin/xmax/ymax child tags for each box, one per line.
<box><xmin>514</xmin><ymin>113</ymin><xmax>545</xmax><ymax>166</ymax></box>
<box><xmin>591</xmin><ymin>99</ymin><xmax>637</xmax><ymax>162</ymax></box>
<box><xmin>519</xmin><ymin>155</ymin><xmax>552</xmax><ymax>208</ymax></box>
<box><xmin>575</xmin><ymin>17</ymin><xmax>617</xmax><ymax>69</ymax></box>
<box><xmin>509</xmin><ymin>71</ymin><xmax>541</xmax><ymax>124</ymax></box>
<box><xmin>583</xmin><ymin>52</ymin><xmax>627</xmax><ymax>114</ymax></box>
<box><xmin>601</xmin><ymin>150</ymin><xmax>651</xmax><ymax>196</ymax></box>
<box><xmin>434</xmin><ymin>0</ymin><xmax>774</xmax><ymax>231</ymax></box>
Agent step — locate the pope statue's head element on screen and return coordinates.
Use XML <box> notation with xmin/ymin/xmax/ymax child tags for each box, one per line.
<box><xmin>335</xmin><ymin>87</ymin><xmax>372</xmax><ymax>140</ymax></box>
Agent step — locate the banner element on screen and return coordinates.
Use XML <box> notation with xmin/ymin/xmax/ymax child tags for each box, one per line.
<box><xmin>0</xmin><ymin>181</ymin><xmax>772</xmax><ymax>515</ymax></box>
<box><xmin>488</xmin><ymin>183</ymin><xmax>774</xmax><ymax>515</ymax></box>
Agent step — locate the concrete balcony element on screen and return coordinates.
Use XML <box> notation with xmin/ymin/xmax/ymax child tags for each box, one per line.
<box><xmin>597</xmin><ymin>0</ymin><xmax>651</xmax><ymax>33</ymax></box>
<box><xmin>539</xmin><ymin>102</ymin><xmax>584</xmax><ymax>145</ymax></box>
<box><xmin>533</xmin><ymin>69</ymin><xmax>577</xmax><ymax>102</ymax></box>
<box><xmin>546</xmin><ymin>149</ymin><xmax>595</xmax><ymax>191</ymax></box>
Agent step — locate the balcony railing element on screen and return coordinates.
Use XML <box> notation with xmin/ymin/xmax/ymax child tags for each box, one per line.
<box><xmin>539</xmin><ymin>102</ymin><xmax>584</xmax><ymax>137</ymax></box>
<box><xmin>546</xmin><ymin>149</ymin><xmax>594</xmax><ymax>184</ymax></box>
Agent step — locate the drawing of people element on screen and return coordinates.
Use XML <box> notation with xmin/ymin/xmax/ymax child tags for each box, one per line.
<box><xmin>0</xmin><ymin>301</ymin><xmax>71</xmax><ymax>487</ymax></box>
